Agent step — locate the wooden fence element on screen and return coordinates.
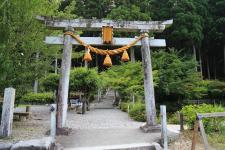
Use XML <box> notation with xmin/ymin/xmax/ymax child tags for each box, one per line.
<box><xmin>191</xmin><ymin>112</ymin><xmax>225</xmax><ymax>150</ymax></box>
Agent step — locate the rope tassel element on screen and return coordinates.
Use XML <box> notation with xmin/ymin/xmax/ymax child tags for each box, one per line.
<box><xmin>103</xmin><ymin>54</ymin><xmax>112</xmax><ymax>67</ymax></box>
<box><xmin>83</xmin><ymin>49</ymin><xmax>92</xmax><ymax>62</ymax></box>
<box><xmin>121</xmin><ymin>50</ymin><xmax>129</xmax><ymax>62</ymax></box>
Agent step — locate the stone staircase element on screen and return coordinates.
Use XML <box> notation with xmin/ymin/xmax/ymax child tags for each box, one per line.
<box><xmin>91</xmin><ymin>91</ymin><xmax>115</xmax><ymax>109</ymax></box>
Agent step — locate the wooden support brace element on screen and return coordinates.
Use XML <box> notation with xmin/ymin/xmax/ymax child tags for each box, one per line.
<box><xmin>197</xmin><ymin>114</ymin><xmax>209</xmax><ymax>150</ymax></box>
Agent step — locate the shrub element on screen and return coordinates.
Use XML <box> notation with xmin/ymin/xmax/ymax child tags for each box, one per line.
<box><xmin>21</xmin><ymin>92</ymin><xmax>54</xmax><ymax>104</ymax></box>
<box><xmin>40</xmin><ymin>73</ymin><xmax>60</xmax><ymax>91</ymax></box>
<box><xmin>129</xmin><ymin>102</ymin><xmax>146</xmax><ymax>122</ymax></box>
<box><xmin>167</xmin><ymin>112</ymin><xmax>180</xmax><ymax>124</ymax></box>
<box><xmin>120</xmin><ymin>102</ymin><xmax>129</xmax><ymax>112</ymax></box>
<box><xmin>181</xmin><ymin>104</ymin><xmax>225</xmax><ymax>133</ymax></box>
<box><xmin>207</xmin><ymin>80</ymin><xmax>225</xmax><ymax>99</ymax></box>
<box><xmin>70</xmin><ymin>67</ymin><xmax>101</xmax><ymax>95</ymax></box>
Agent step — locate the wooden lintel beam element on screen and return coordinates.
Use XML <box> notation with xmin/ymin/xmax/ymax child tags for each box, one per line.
<box><xmin>37</xmin><ymin>16</ymin><xmax>173</xmax><ymax>32</ymax></box>
<box><xmin>45</xmin><ymin>36</ymin><xmax>166</xmax><ymax>47</ymax></box>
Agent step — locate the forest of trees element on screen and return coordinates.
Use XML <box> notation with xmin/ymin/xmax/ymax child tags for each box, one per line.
<box><xmin>0</xmin><ymin>0</ymin><xmax>224</xmax><ymax>99</ymax></box>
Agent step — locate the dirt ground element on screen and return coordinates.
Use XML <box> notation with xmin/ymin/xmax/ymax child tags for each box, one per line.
<box><xmin>0</xmin><ymin>105</ymin><xmax>51</xmax><ymax>144</ymax></box>
<box><xmin>168</xmin><ymin>130</ymin><xmax>223</xmax><ymax>150</ymax></box>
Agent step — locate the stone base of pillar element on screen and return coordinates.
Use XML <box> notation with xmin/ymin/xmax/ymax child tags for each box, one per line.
<box><xmin>140</xmin><ymin>123</ymin><xmax>161</xmax><ymax>133</ymax></box>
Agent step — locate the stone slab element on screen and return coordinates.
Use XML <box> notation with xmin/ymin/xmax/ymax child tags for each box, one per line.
<box><xmin>10</xmin><ymin>137</ymin><xmax>52</xmax><ymax>150</ymax></box>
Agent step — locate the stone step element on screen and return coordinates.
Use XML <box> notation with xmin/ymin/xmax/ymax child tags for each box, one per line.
<box><xmin>65</xmin><ymin>143</ymin><xmax>162</xmax><ymax>150</ymax></box>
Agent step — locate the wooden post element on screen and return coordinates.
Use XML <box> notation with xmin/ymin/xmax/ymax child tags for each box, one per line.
<box><xmin>160</xmin><ymin>105</ymin><xmax>168</xmax><ymax>150</ymax></box>
<box><xmin>82</xmin><ymin>101</ymin><xmax>86</xmax><ymax>114</ymax></box>
<box><xmin>26</xmin><ymin>106</ymin><xmax>31</xmax><ymax>119</ymax></box>
<box><xmin>57</xmin><ymin>26</ymin><xmax>74</xmax><ymax>128</ymax></box>
<box><xmin>191</xmin><ymin>120</ymin><xmax>199</xmax><ymax>150</ymax></box>
<box><xmin>198</xmin><ymin>117</ymin><xmax>209</xmax><ymax>150</ymax></box>
<box><xmin>26</xmin><ymin>106</ymin><xmax>31</xmax><ymax>113</ymax></box>
<box><xmin>180</xmin><ymin>112</ymin><xmax>184</xmax><ymax>131</ymax></box>
<box><xmin>0</xmin><ymin>88</ymin><xmax>16</xmax><ymax>137</ymax></box>
<box><xmin>50</xmin><ymin>104</ymin><xmax>56</xmax><ymax>143</ymax></box>
<box><xmin>141</xmin><ymin>32</ymin><xmax>157</xmax><ymax>126</ymax></box>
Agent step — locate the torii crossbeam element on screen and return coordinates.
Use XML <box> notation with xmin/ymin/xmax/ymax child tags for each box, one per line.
<box><xmin>37</xmin><ymin>16</ymin><xmax>173</xmax><ymax>132</ymax></box>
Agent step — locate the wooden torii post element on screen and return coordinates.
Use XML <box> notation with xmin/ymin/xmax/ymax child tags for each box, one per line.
<box><xmin>37</xmin><ymin>16</ymin><xmax>173</xmax><ymax>130</ymax></box>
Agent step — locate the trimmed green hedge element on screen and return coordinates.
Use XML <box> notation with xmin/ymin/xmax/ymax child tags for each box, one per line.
<box><xmin>21</xmin><ymin>92</ymin><xmax>54</xmax><ymax>104</ymax></box>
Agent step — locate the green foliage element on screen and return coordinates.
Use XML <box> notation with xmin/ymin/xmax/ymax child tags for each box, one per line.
<box><xmin>107</xmin><ymin>5</ymin><xmax>150</xmax><ymax>21</ymax></box>
<box><xmin>41</xmin><ymin>73</ymin><xmax>60</xmax><ymax>91</ymax></box>
<box><xmin>100</xmin><ymin>62</ymin><xmax>153</xmax><ymax>100</ymax></box>
<box><xmin>120</xmin><ymin>102</ymin><xmax>129</xmax><ymax>112</ymax></box>
<box><xmin>151</xmin><ymin>0</ymin><xmax>224</xmax><ymax>79</ymax></box>
<box><xmin>70</xmin><ymin>67</ymin><xmax>101</xmax><ymax>94</ymax></box>
<box><xmin>167</xmin><ymin>112</ymin><xmax>180</xmax><ymax>124</ymax></box>
<box><xmin>0</xmin><ymin>0</ymin><xmax>60</xmax><ymax>95</ymax></box>
<box><xmin>128</xmin><ymin>102</ymin><xmax>146</xmax><ymax>122</ymax></box>
<box><xmin>152</xmin><ymin>49</ymin><xmax>203</xmax><ymax>100</ymax></box>
<box><xmin>40</xmin><ymin>67</ymin><xmax>101</xmax><ymax>96</ymax></box>
<box><xmin>181</xmin><ymin>104</ymin><xmax>225</xmax><ymax>132</ymax></box>
<box><xmin>102</xmin><ymin>50</ymin><xmax>204</xmax><ymax>103</ymax></box>
<box><xmin>207</xmin><ymin>80</ymin><xmax>225</xmax><ymax>99</ymax></box>
<box><xmin>21</xmin><ymin>92</ymin><xmax>54</xmax><ymax>104</ymax></box>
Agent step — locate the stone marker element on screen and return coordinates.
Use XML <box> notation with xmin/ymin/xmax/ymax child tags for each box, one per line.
<box><xmin>0</xmin><ymin>88</ymin><xmax>16</xmax><ymax>137</ymax></box>
<box><xmin>0</xmin><ymin>142</ymin><xmax>13</xmax><ymax>150</ymax></box>
<box><xmin>10</xmin><ymin>137</ymin><xmax>52</xmax><ymax>150</ymax></box>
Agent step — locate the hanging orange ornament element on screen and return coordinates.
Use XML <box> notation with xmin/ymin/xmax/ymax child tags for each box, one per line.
<box><xmin>103</xmin><ymin>54</ymin><xmax>112</xmax><ymax>67</ymax></box>
<box><xmin>121</xmin><ymin>50</ymin><xmax>129</xmax><ymax>62</ymax></box>
<box><xmin>83</xmin><ymin>49</ymin><xmax>92</xmax><ymax>62</ymax></box>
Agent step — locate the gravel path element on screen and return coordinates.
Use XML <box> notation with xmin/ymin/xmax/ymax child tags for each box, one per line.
<box><xmin>58</xmin><ymin>107</ymin><xmax>166</xmax><ymax>149</ymax></box>
<box><xmin>58</xmin><ymin>93</ymin><xmax>178</xmax><ymax>149</ymax></box>
<box><xmin>66</xmin><ymin>108</ymin><xmax>144</xmax><ymax>129</ymax></box>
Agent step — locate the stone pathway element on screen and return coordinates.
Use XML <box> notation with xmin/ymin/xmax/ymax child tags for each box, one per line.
<box><xmin>57</xmin><ymin>93</ymin><xmax>179</xmax><ymax>149</ymax></box>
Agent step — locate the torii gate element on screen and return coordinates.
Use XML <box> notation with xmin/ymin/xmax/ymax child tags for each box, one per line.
<box><xmin>37</xmin><ymin>16</ymin><xmax>173</xmax><ymax>132</ymax></box>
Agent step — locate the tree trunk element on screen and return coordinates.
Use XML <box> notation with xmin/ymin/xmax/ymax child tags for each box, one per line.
<box><xmin>33</xmin><ymin>80</ymin><xmax>38</xmax><ymax>93</ymax></box>
<box><xmin>141</xmin><ymin>32</ymin><xmax>157</xmax><ymax>126</ymax></box>
<box><xmin>56</xmin><ymin>27</ymin><xmax>73</xmax><ymax>128</ymax></box>
<box><xmin>33</xmin><ymin>52</ymin><xmax>39</xmax><ymax>93</ymax></box>
<box><xmin>192</xmin><ymin>44</ymin><xmax>198</xmax><ymax>72</ymax></box>
<box><xmin>55</xmin><ymin>54</ymin><xmax>58</xmax><ymax>74</ymax></box>
<box><xmin>214</xmin><ymin>56</ymin><xmax>217</xmax><ymax>79</ymax></box>
<box><xmin>224</xmin><ymin>44</ymin><xmax>225</xmax><ymax>76</ymax></box>
<box><xmin>199</xmin><ymin>49</ymin><xmax>203</xmax><ymax>78</ymax></box>
<box><xmin>207</xmin><ymin>55</ymin><xmax>211</xmax><ymax>79</ymax></box>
